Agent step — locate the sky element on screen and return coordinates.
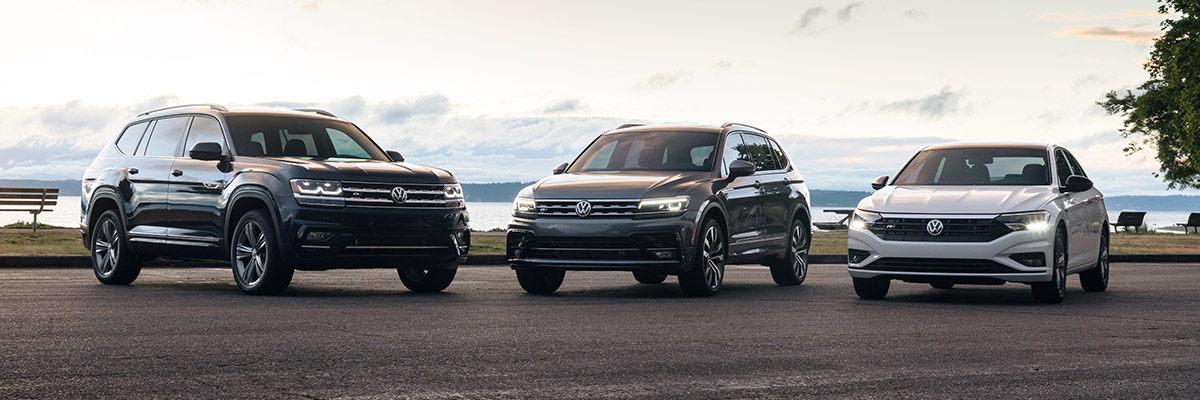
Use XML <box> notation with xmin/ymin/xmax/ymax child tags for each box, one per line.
<box><xmin>0</xmin><ymin>0</ymin><xmax>1193</xmax><ymax>196</ymax></box>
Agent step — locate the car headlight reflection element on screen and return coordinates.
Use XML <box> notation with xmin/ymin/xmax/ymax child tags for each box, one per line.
<box><xmin>513</xmin><ymin>197</ymin><xmax>537</xmax><ymax>218</ymax></box>
<box><xmin>850</xmin><ymin>209</ymin><xmax>882</xmax><ymax>230</ymax></box>
<box><xmin>996</xmin><ymin>211</ymin><xmax>1052</xmax><ymax>232</ymax></box>
<box><xmin>635</xmin><ymin>196</ymin><xmax>689</xmax><ymax>218</ymax></box>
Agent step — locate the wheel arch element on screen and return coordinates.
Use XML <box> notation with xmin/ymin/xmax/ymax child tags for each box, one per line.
<box><xmin>84</xmin><ymin>186</ymin><xmax>125</xmax><ymax>249</ymax></box>
<box><xmin>225</xmin><ymin>185</ymin><xmax>283</xmax><ymax>253</ymax></box>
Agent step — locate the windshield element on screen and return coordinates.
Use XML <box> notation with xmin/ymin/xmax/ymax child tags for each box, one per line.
<box><xmin>893</xmin><ymin>147</ymin><xmax>1051</xmax><ymax>186</ymax></box>
<box><xmin>568</xmin><ymin>130</ymin><xmax>718</xmax><ymax>173</ymax></box>
<box><xmin>225</xmin><ymin>116</ymin><xmax>388</xmax><ymax>161</ymax></box>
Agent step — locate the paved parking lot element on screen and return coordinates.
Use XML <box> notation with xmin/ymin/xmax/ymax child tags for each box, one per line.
<box><xmin>1</xmin><ymin>263</ymin><xmax>1198</xmax><ymax>398</ymax></box>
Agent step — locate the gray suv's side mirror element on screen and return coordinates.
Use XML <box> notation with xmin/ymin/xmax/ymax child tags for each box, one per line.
<box><xmin>189</xmin><ymin>142</ymin><xmax>224</xmax><ymax>161</ymax></box>
<box><xmin>728</xmin><ymin>159</ymin><xmax>755</xmax><ymax>178</ymax></box>
<box><xmin>552</xmin><ymin>162</ymin><xmax>569</xmax><ymax>175</ymax></box>
<box><xmin>1063</xmin><ymin>175</ymin><xmax>1093</xmax><ymax>192</ymax></box>
<box><xmin>871</xmin><ymin>175</ymin><xmax>889</xmax><ymax>190</ymax></box>
<box><xmin>386</xmin><ymin>150</ymin><xmax>405</xmax><ymax>162</ymax></box>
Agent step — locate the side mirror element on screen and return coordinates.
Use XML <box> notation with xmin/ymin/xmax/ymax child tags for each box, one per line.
<box><xmin>552</xmin><ymin>162</ymin><xmax>569</xmax><ymax>175</ymax></box>
<box><xmin>728</xmin><ymin>159</ymin><xmax>756</xmax><ymax>178</ymax></box>
<box><xmin>1063</xmin><ymin>175</ymin><xmax>1093</xmax><ymax>192</ymax></box>
<box><xmin>871</xmin><ymin>175</ymin><xmax>889</xmax><ymax>190</ymax></box>
<box><xmin>386</xmin><ymin>150</ymin><xmax>405</xmax><ymax>162</ymax></box>
<box><xmin>189</xmin><ymin>142</ymin><xmax>224</xmax><ymax>161</ymax></box>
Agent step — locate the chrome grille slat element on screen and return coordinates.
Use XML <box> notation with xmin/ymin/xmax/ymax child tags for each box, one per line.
<box><xmin>534</xmin><ymin>199</ymin><xmax>639</xmax><ymax>218</ymax></box>
<box><xmin>338</xmin><ymin>181</ymin><xmax>459</xmax><ymax>209</ymax></box>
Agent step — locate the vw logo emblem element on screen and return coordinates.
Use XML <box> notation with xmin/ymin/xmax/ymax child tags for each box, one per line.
<box><xmin>389</xmin><ymin>187</ymin><xmax>408</xmax><ymax>204</ymax></box>
<box><xmin>926</xmin><ymin>219</ymin><xmax>944</xmax><ymax>236</ymax></box>
<box><xmin>575</xmin><ymin>200</ymin><xmax>593</xmax><ymax>217</ymax></box>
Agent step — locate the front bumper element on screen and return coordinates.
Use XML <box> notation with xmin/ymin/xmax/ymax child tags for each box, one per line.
<box><xmin>278</xmin><ymin>199</ymin><xmax>470</xmax><ymax>270</ymax></box>
<box><xmin>847</xmin><ymin>217</ymin><xmax>1054</xmax><ymax>284</ymax></box>
<box><xmin>507</xmin><ymin>211</ymin><xmax>699</xmax><ymax>273</ymax></box>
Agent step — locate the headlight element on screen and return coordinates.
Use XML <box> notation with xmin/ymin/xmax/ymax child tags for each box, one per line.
<box><xmin>290</xmin><ymin>179</ymin><xmax>344</xmax><ymax>207</ymax></box>
<box><xmin>996</xmin><ymin>211</ymin><xmax>1051</xmax><ymax>232</ymax></box>
<box><xmin>513</xmin><ymin>197</ymin><xmax>537</xmax><ymax>218</ymax></box>
<box><xmin>850</xmin><ymin>209</ymin><xmax>881</xmax><ymax>230</ymax></box>
<box><xmin>635</xmin><ymin>196</ymin><xmax>690</xmax><ymax>219</ymax></box>
<box><xmin>444</xmin><ymin>184</ymin><xmax>464</xmax><ymax>199</ymax></box>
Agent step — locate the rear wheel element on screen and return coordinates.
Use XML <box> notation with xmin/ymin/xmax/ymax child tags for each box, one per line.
<box><xmin>632</xmin><ymin>271</ymin><xmax>668</xmax><ymax>284</ymax></box>
<box><xmin>90</xmin><ymin>210</ymin><xmax>142</xmax><ymax>285</ymax></box>
<box><xmin>770</xmin><ymin>217</ymin><xmax>810</xmax><ymax>286</ymax></box>
<box><xmin>679</xmin><ymin>219</ymin><xmax>726</xmax><ymax>297</ymax></box>
<box><xmin>1080</xmin><ymin>230</ymin><xmax>1109</xmax><ymax>292</ymax></box>
<box><xmin>516</xmin><ymin>268</ymin><xmax>565</xmax><ymax>294</ymax></box>
<box><xmin>398</xmin><ymin>264</ymin><xmax>457</xmax><ymax>292</ymax></box>
<box><xmin>853</xmin><ymin>277</ymin><xmax>890</xmax><ymax>299</ymax></box>
<box><xmin>231</xmin><ymin>210</ymin><xmax>292</xmax><ymax>295</ymax></box>
<box><xmin>1032</xmin><ymin>229</ymin><xmax>1067</xmax><ymax>303</ymax></box>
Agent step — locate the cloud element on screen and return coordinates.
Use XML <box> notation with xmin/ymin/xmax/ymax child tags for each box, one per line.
<box><xmin>711</xmin><ymin>61</ymin><xmax>733</xmax><ymax>72</ymax></box>
<box><xmin>836</xmin><ymin>2</ymin><xmax>863</xmax><ymax>22</ymax></box>
<box><xmin>790</xmin><ymin>3</ymin><xmax>863</xmax><ymax>35</ymax></box>
<box><xmin>541</xmin><ymin>99</ymin><xmax>583</xmax><ymax>114</ymax></box>
<box><xmin>1037</xmin><ymin>10</ymin><xmax>1159</xmax><ymax>22</ymax></box>
<box><xmin>790</xmin><ymin>7</ymin><xmax>828</xmax><ymax>34</ymax></box>
<box><xmin>374</xmin><ymin>94</ymin><xmax>451</xmax><ymax>123</ymax></box>
<box><xmin>635</xmin><ymin>72</ymin><xmax>691</xmax><ymax>90</ymax></box>
<box><xmin>845</xmin><ymin>87</ymin><xmax>968</xmax><ymax>120</ymax></box>
<box><xmin>1050</xmin><ymin>26</ymin><xmax>1162</xmax><ymax>43</ymax></box>
<box><xmin>904</xmin><ymin>9</ymin><xmax>927</xmax><ymax>19</ymax></box>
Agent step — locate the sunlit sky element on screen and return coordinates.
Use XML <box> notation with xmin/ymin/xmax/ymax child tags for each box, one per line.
<box><xmin>0</xmin><ymin>0</ymin><xmax>1192</xmax><ymax>196</ymax></box>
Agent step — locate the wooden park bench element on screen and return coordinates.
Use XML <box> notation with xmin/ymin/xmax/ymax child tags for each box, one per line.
<box><xmin>1177</xmin><ymin>213</ymin><xmax>1200</xmax><ymax>234</ymax></box>
<box><xmin>1113</xmin><ymin>211</ymin><xmax>1146</xmax><ymax>233</ymax></box>
<box><xmin>0</xmin><ymin>187</ymin><xmax>59</xmax><ymax>232</ymax></box>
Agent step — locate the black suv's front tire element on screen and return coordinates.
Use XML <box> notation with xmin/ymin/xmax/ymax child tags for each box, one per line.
<box><xmin>679</xmin><ymin>219</ymin><xmax>726</xmax><ymax>297</ymax></box>
<box><xmin>91</xmin><ymin>210</ymin><xmax>142</xmax><ymax>285</ymax></box>
<box><xmin>231</xmin><ymin>210</ymin><xmax>293</xmax><ymax>295</ymax></box>
<box><xmin>633</xmin><ymin>271</ymin><xmax>668</xmax><ymax>284</ymax></box>
<box><xmin>770</xmin><ymin>216</ymin><xmax>810</xmax><ymax>286</ymax></box>
<box><xmin>516</xmin><ymin>268</ymin><xmax>565</xmax><ymax>294</ymax></box>
<box><xmin>398</xmin><ymin>264</ymin><xmax>457</xmax><ymax>292</ymax></box>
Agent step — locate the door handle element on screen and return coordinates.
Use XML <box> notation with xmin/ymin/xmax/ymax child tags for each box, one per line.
<box><xmin>128</xmin><ymin>168</ymin><xmax>139</xmax><ymax>175</ymax></box>
<box><xmin>172</xmin><ymin>170</ymin><xmax>183</xmax><ymax>177</ymax></box>
<box><xmin>753</xmin><ymin>180</ymin><xmax>762</xmax><ymax>189</ymax></box>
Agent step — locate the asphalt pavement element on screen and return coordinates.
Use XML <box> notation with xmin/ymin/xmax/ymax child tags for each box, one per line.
<box><xmin>2</xmin><ymin>263</ymin><xmax>1198</xmax><ymax>399</ymax></box>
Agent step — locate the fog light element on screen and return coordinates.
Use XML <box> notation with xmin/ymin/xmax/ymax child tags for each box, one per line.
<box><xmin>305</xmin><ymin>231</ymin><xmax>333</xmax><ymax>242</ymax></box>
<box><xmin>652</xmin><ymin>250</ymin><xmax>676</xmax><ymax>260</ymax></box>
<box><xmin>1010</xmin><ymin>252</ymin><xmax>1046</xmax><ymax>267</ymax></box>
<box><xmin>848</xmin><ymin>249</ymin><xmax>870</xmax><ymax>264</ymax></box>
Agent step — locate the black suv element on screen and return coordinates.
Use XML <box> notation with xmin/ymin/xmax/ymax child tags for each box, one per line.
<box><xmin>507</xmin><ymin>123</ymin><xmax>811</xmax><ymax>296</ymax></box>
<box><xmin>81</xmin><ymin>104</ymin><xmax>470</xmax><ymax>294</ymax></box>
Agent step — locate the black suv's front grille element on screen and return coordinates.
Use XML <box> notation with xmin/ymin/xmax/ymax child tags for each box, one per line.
<box><xmin>508</xmin><ymin>233</ymin><xmax>681</xmax><ymax>261</ymax></box>
<box><xmin>341</xmin><ymin>181</ymin><xmax>462</xmax><ymax>208</ymax></box>
<box><xmin>866</xmin><ymin>258</ymin><xmax>1023</xmax><ymax>274</ymax></box>
<box><xmin>535</xmin><ymin>199</ymin><xmax>638</xmax><ymax>218</ymax></box>
<box><xmin>870</xmin><ymin>217</ymin><xmax>1011</xmax><ymax>242</ymax></box>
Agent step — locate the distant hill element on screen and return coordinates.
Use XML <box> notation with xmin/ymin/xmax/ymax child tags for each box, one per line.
<box><xmin>0</xmin><ymin>179</ymin><xmax>82</xmax><ymax>196</ymax></box>
<box><xmin>810</xmin><ymin>190</ymin><xmax>872</xmax><ymax>207</ymax></box>
<box><xmin>461</xmin><ymin>182</ymin><xmax>532</xmax><ymax>202</ymax></box>
<box><xmin>1103</xmin><ymin>195</ymin><xmax>1200</xmax><ymax>212</ymax></box>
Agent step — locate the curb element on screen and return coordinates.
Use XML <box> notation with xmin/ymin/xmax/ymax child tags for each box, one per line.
<box><xmin>5</xmin><ymin>254</ymin><xmax>1199</xmax><ymax>268</ymax></box>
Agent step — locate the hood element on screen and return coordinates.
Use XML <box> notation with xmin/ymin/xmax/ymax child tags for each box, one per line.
<box><xmin>272</xmin><ymin>158</ymin><xmax>455</xmax><ymax>184</ymax></box>
<box><xmin>857</xmin><ymin>185</ymin><xmax>1058</xmax><ymax>214</ymax></box>
<box><xmin>530</xmin><ymin>171</ymin><xmax>702</xmax><ymax>199</ymax></box>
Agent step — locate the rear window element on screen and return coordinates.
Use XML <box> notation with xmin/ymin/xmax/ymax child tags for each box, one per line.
<box><xmin>115</xmin><ymin>121</ymin><xmax>149</xmax><ymax>155</ymax></box>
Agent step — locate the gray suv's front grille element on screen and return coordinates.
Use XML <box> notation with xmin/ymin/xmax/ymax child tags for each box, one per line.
<box><xmin>536</xmin><ymin>199</ymin><xmax>638</xmax><ymax>217</ymax></box>
<box><xmin>341</xmin><ymin>181</ymin><xmax>461</xmax><ymax>208</ymax></box>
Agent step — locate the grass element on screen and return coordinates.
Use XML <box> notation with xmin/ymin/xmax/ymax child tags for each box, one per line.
<box><xmin>1</xmin><ymin>230</ymin><xmax>1195</xmax><ymax>257</ymax></box>
<box><xmin>2</xmin><ymin>221</ymin><xmax>73</xmax><ymax>230</ymax></box>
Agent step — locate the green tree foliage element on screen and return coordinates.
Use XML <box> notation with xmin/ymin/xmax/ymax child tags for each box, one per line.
<box><xmin>1100</xmin><ymin>0</ymin><xmax>1200</xmax><ymax>189</ymax></box>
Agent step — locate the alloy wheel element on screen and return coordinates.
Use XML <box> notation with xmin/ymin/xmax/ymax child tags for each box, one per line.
<box><xmin>235</xmin><ymin>220</ymin><xmax>268</xmax><ymax>287</ymax></box>
<box><xmin>93</xmin><ymin>219</ymin><xmax>120</xmax><ymax>278</ymax></box>
<box><xmin>701</xmin><ymin>224</ymin><xmax>725</xmax><ymax>290</ymax></box>
<box><xmin>790</xmin><ymin>223</ymin><xmax>809</xmax><ymax>280</ymax></box>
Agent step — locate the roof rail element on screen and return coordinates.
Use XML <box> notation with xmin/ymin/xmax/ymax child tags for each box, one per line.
<box><xmin>137</xmin><ymin>103</ymin><xmax>228</xmax><ymax>117</ymax></box>
<box><xmin>721</xmin><ymin>122</ymin><xmax>766</xmax><ymax>133</ymax></box>
<box><xmin>294</xmin><ymin>108</ymin><xmax>338</xmax><ymax>118</ymax></box>
<box><xmin>616</xmin><ymin>123</ymin><xmax>644</xmax><ymax>130</ymax></box>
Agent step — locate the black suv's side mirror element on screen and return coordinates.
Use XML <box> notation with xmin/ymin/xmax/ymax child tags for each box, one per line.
<box><xmin>552</xmin><ymin>162</ymin><xmax>569</xmax><ymax>175</ymax></box>
<box><xmin>386</xmin><ymin>150</ymin><xmax>405</xmax><ymax>162</ymax></box>
<box><xmin>871</xmin><ymin>175</ymin><xmax>889</xmax><ymax>190</ymax></box>
<box><xmin>189</xmin><ymin>142</ymin><xmax>224</xmax><ymax>161</ymax></box>
<box><xmin>728</xmin><ymin>159</ymin><xmax>755</xmax><ymax>178</ymax></box>
<box><xmin>1063</xmin><ymin>175</ymin><xmax>1093</xmax><ymax>192</ymax></box>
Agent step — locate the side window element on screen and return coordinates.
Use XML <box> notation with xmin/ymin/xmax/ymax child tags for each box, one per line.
<box><xmin>115</xmin><ymin>121</ymin><xmax>150</xmax><ymax>155</ymax></box>
<box><xmin>768</xmin><ymin>138</ymin><xmax>790</xmax><ymax>170</ymax></box>
<box><xmin>327</xmin><ymin>128</ymin><xmax>370</xmax><ymax>158</ymax></box>
<box><xmin>1063</xmin><ymin>150</ymin><xmax>1087</xmax><ymax>178</ymax></box>
<box><xmin>141</xmin><ymin>116</ymin><xmax>189</xmax><ymax>157</ymax></box>
<box><xmin>741</xmin><ymin>134</ymin><xmax>781</xmax><ymax>171</ymax></box>
<box><xmin>721</xmin><ymin>133</ymin><xmax>746</xmax><ymax>176</ymax></box>
<box><xmin>1054</xmin><ymin>150</ymin><xmax>1072</xmax><ymax>186</ymax></box>
<box><xmin>183</xmin><ymin>116</ymin><xmax>225</xmax><ymax>154</ymax></box>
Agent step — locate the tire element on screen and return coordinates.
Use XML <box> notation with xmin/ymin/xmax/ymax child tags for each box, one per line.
<box><xmin>230</xmin><ymin>210</ymin><xmax>292</xmax><ymax>295</ymax></box>
<box><xmin>632</xmin><ymin>271</ymin><xmax>668</xmax><ymax>284</ymax></box>
<box><xmin>930</xmin><ymin>282</ymin><xmax>954</xmax><ymax>289</ymax></box>
<box><xmin>90</xmin><ymin>210</ymin><xmax>142</xmax><ymax>285</ymax></box>
<box><xmin>1080</xmin><ymin>230</ymin><xmax>1109</xmax><ymax>292</ymax></box>
<box><xmin>853</xmin><ymin>277</ymin><xmax>889</xmax><ymax>299</ymax></box>
<box><xmin>679</xmin><ymin>219</ymin><xmax>727</xmax><ymax>296</ymax></box>
<box><xmin>770</xmin><ymin>217</ymin><xmax>810</xmax><ymax>286</ymax></box>
<box><xmin>1032</xmin><ymin>229</ymin><xmax>1067</xmax><ymax>304</ymax></box>
<box><xmin>516</xmin><ymin>268</ymin><xmax>565</xmax><ymax>294</ymax></box>
<box><xmin>398</xmin><ymin>265</ymin><xmax>457</xmax><ymax>292</ymax></box>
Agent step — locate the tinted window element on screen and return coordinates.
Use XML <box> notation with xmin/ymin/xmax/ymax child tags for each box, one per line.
<box><xmin>142</xmin><ymin>117</ymin><xmax>189</xmax><ymax>157</ymax></box>
<box><xmin>894</xmin><ymin>147</ymin><xmax>1051</xmax><ymax>185</ymax></box>
<box><xmin>183</xmin><ymin>116</ymin><xmax>225</xmax><ymax>154</ymax></box>
<box><xmin>568</xmin><ymin>130</ymin><xmax>717</xmax><ymax>172</ymax></box>
<box><xmin>1063</xmin><ymin>150</ymin><xmax>1086</xmax><ymax>177</ymax></box>
<box><xmin>721</xmin><ymin>133</ymin><xmax>747</xmax><ymax>176</ymax></box>
<box><xmin>1054</xmin><ymin>150</ymin><xmax>1072</xmax><ymax>186</ymax></box>
<box><xmin>740</xmin><ymin>134</ymin><xmax>780</xmax><ymax>171</ymax></box>
<box><xmin>115</xmin><ymin>121</ymin><xmax>149</xmax><ymax>155</ymax></box>
<box><xmin>768</xmin><ymin>138</ymin><xmax>790</xmax><ymax>170</ymax></box>
<box><xmin>225</xmin><ymin>116</ymin><xmax>387</xmax><ymax>161</ymax></box>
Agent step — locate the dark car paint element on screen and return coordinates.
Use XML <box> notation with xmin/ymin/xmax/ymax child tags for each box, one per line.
<box><xmin>82</xmin><ymin>108</ymin><xmax>468</xmax><ymax>269</ymax></box>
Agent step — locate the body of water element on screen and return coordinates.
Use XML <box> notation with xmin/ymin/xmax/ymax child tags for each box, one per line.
<box><xmin>3</xmin><ymin>197</ymin><xmax>1193</xmax><ymax>233</ymax></box>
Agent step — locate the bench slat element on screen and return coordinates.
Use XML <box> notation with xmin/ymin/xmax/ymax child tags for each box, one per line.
<box><xmin>0</xmin><ymin>200</ymin><xmax>57</xmax><ymax>206</ymax></box>
<box><xmin>0</xmin><ymin>188</ymin><xmax>60</xmax><ymax>193</ymax></box>
<box><xmin>0</xmin><ymin>209</ymin><xmax>54</xmax><ymax>212</ymax></box>
<box><xmin>0</xmin><ymin>193</ymin><xmax>60</xmax><ymax>200</ymax></box>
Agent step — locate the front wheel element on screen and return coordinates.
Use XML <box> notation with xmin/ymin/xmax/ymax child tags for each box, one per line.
<box><xmin>91</xmin><ymin>210</ymin><xmax>142</xmax><ymax>285</ymax></box>
<box><xmin>679</xmin><ymin>219</ymin><xmax>726</xmax><ymax>297</ymax></box>
<box><xmin>632</xmin><ymin>271</ymin><xmax>668</xmax><ymax>284</ymax></box>
<box><xmin>770</xmin><ymin>217</ymin><xmax>810</xmax><ymax>286</ymax></box>
<box><xmin>1032</xmin><ymin>229</ymin><xmax>1067</xmax><ymax>303</ymax></box>
<box><xmin>1079</xmin><ymin>230</ymin><xmax>1109</xmax><ymax>292</ymax></box>
<box><xmin>231</xmin><ymin>210</ymin><xmax>292</xmax><ymax>295</ymax></box>
<box><xmin>398</xmin><ymin>265</ymin><xmax>457</xmax><ymax>292</ymax></box>
<box><xmin>516</xmin><ymin>268</ymin><xmax>565</xmax><ymax>294</ymax></box>
<box><xmin>853</xmin><ymin>277</ymin><xmax>889</xmax><ymax>299</ymax></box>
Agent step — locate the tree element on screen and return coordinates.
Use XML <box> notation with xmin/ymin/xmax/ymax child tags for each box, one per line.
<box><xmin>1100</xmin><ymin>0</ymin><xmax>1200</xmax><ymax>189</ymax></box>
